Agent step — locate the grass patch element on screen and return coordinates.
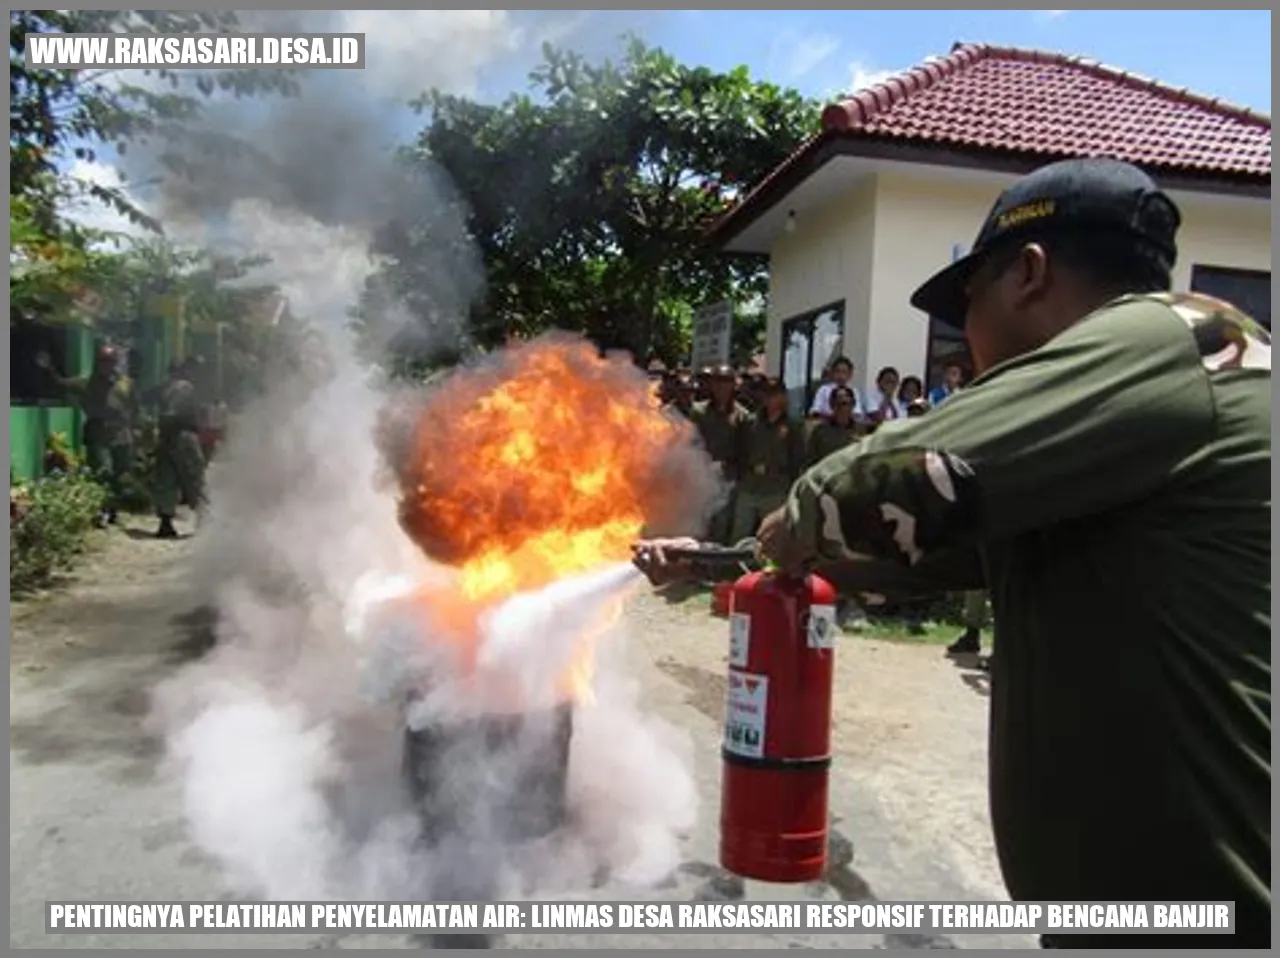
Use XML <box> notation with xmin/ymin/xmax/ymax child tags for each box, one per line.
<box><xmin>662</xmin><ymin>582</ymin><xmax>993</xmax><ymax>648</ymax></box>
<box><xmin>851</xmin><ymin>617</ymin><xmax>992</xmax><ymax>646</ymax></box>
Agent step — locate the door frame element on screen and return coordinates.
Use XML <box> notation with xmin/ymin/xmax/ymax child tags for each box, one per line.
<box><xmin>778</xmin><ymin>300</ymin><xmax>846</xmax><ymax>414</ymax></box>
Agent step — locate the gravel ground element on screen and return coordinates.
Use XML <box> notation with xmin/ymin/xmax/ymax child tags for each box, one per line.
<box><xmin>10</xmin><ymin>516</ymin><xmax>1030</xmax><ymax>949</ymax></box>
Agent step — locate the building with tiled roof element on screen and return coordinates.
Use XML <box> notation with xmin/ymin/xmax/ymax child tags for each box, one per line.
<box><xmin>710</xmin><ymin>42</ymin><xmax>1272</xmax><ymax>402</ymax></box>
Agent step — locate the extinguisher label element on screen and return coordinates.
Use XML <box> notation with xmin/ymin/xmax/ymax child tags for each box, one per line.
<box><xmin>807</xmin><ymin>604</ymin><xmax>839</xmax><ymax>650</ymax></box>
<box><xmin>724</xmin><ymin>670</ymin><xmax>768</xmax><ymax>758</ymax></box>
<box><xmin>728</xmin><ymin>613</ymin><xmax>751</xmax><ymax>668</ymax></box>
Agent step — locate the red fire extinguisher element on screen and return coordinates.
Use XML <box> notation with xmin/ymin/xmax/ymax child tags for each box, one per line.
<box><xmin>719</xmin><ymin>568</ymin><xmax>838</xmax><ymax>883</ymax></box>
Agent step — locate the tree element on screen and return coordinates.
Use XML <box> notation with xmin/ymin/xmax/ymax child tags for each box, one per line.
<box><xmin>10</xmin><ymin>10</ymin><xmax>299</xmax><ymax>339</ymax></box>
<box><xmin>11</xmin><ymin>10</ymin><xmax>297</xmax><ymax>230</ymax></box>
<box><xmin>358</xmin><ymin>38</ymin><xmax>819</xmax><ymax>367</ymax></box>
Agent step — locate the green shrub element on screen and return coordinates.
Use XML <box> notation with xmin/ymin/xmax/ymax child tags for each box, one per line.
<box><xmin>10</xmin><ymin>471</ymin><xmax>109</xmax><ymax>593</ymax></box>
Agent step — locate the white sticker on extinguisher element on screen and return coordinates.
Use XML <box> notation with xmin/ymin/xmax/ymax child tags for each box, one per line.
<box><xmin>807</xmin><ymin>604</ymin><xmax>838</xmax><ymax>649</ymax></box>
<box><xmin>728</xmin><ymin>613</ymin><xmax>751</xmax><ymax>668</ymax></box>
<box><xmin>724</xmin><ymin>670</ymin><xmax>768</xmax><ymax>759</ymax></box>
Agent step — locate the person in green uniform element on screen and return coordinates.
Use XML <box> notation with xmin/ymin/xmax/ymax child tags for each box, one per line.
<box><xmin>730</xmin><ymin>378</ymin><xmax>803</xmax><ymax>543</ymax></box>
<box><xmin>154</xmin><ymin>357</ymin><xmax>208</xmax><ymax>539</ymax></box>
<box><xmin>662</xmin><ymin>370</ymin><xmax>696</xmax><ymax>419</ymax></box>
<box><xmin>36</xmin><ymin>344</ymin><xmax>138</xmax><ymax>525</ymax></box>
<box><xmin>638</xmin><ymin>158</ymin><xmax>1271</xmax><ymax>948</ymax></box>
<box><xmin>688</xmin><ymin>365</ymin><xmax>751</xmax><ymax>544</ymax></box>
<box><xmin>805</xmin><ymin>385</ymin><xmax>861</xmax><ymax>468</ymax></box>
<box><xmin>803</xmin><ymin>382</ymin><xmax>871</xmax><ymax>631</ymax></box>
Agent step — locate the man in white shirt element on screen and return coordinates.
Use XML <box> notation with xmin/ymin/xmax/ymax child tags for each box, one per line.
<box><xmin>808</xmin><ymin>355</ymin><xmax>863</xmax><ymax>420</ymax></box>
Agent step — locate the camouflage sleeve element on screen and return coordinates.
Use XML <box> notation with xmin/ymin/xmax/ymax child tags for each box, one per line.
<box><xmin>785</xmin><ymin>295</ymin><xmax>1233</xmax><ymax>568</ymax></box>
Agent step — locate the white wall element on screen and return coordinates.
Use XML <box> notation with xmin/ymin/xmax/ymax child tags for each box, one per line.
<box><xmin>764</xmin><ymin>176</ymin><xmax>876</xmax><ymax>385</ymax></box>
<box><xmin>866</xmin><ymin>170</ymin><xmax>996</xmax><ymax>386</ymax></box>
<box><xmin>765</xmin><ymin>163</ymin><xmax>1272</xmax><ymax>391</ymax></box>
<box><xmin>1169</xmin><ymin>191</ymin><xmax>1272</xmax><ymax>287</ymax></box>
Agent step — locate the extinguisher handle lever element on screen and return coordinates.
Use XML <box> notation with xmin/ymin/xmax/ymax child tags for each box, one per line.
<box><xmin>655</xmin><ymin>539</ymin><xmax>759</xmax><ymax>565</ymax></box>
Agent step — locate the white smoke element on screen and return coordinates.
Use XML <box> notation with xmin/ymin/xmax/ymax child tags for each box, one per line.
<box><xmin>145</xmin><ymin>22</ymin><xmax>704</xmax><ymax>898</ymax></box>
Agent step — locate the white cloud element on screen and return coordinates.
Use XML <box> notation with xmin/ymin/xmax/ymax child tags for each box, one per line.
<box><xmin>333</xmin><ymin>10</ymin><xmax>521</xmax><ymax>100</ymax></box>
<box><xmin>59</xmin><ymin>159</ymin><xmax>153</xmax><ymax>242</ymax></box>
<box><xmin>1034</xmin><ymin>10</ymin><xmax>1069</xmax><ymax>22</ymax></box>
<box><xmin>768</xmin><ymin>29</ymin><xmax>841</xmax><ymax>82</ymax></box>
<box><xmin>227</xmin><ymin>10</ymin><xmax>522</xmax><ymax>101</ymax></box>
<box><xmin>848</xmin><ymin>61</ymin><xmax>897</xmax><ymax>93</ymax></box>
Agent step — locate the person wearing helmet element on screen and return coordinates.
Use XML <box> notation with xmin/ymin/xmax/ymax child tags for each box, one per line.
<box><xmin>36</xmin><ymin>343</ymin><xmax>138</xmax><ymax>525</ymax></box>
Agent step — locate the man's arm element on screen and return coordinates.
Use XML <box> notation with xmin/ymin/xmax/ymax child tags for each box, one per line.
<box><xmin>783</xmin><ymin>296</ymin><xmax>1215</xmax><ymax>571</ymax></box>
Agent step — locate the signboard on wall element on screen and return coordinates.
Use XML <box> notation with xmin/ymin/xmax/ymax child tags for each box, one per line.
<box><xmin>690</xmin><ymin>301</ymin><xmax>734</xmax><ymax>370</ymax></box>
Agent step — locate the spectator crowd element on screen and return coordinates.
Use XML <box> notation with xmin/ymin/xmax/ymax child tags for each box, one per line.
<box><xmin>650</xmin><ymin>354</ymin><xmax>969</xmax><ymax>543</ymax></box>
<box><xmin>647</xmin><ymin>353</ymin><xmax>984</xmax><ymax>647</ymax></box>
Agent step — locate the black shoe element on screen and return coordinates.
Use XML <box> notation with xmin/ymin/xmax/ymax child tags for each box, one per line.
<box><xmin>946</xmin><ymin>628</ymin><xmax>981</xmax><ymax>655</ymax></box>
<box><xmin>106</xmin><ymin>509</ymin><xmax>119</xmax><ymax>526</ymax></box>
<box><xmin>156</xmin><ymin>518</ymin><xmax>179</xmax><ymax>540</ymax></box>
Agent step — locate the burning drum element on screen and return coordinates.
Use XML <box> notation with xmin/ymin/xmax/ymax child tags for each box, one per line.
<box><xmin>402</xmin><ymin>700</ymin><xmax>574</xmax><ymax>850</ymax></box>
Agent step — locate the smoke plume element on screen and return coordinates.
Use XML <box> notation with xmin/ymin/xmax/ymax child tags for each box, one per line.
<box><xmin>144</xmin><ymin>10</ymin><xmax>709</xmax><ymax>907</ymax></box>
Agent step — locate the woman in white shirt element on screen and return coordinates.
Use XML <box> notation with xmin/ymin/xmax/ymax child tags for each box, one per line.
<box><xmin>865</xmin><ymin>366</ymin><xmax>906</xmax><ymax>427</ymax></box>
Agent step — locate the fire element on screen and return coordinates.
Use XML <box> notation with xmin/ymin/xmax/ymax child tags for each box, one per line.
<box><xmin>393</xmin><ymin>336</ymin><xmax>696</xmax><ymax>703</ymax></box>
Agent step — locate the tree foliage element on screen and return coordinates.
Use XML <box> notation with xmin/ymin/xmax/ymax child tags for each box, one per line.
<box><xmin>10</xmin><ymin>10</ymin><xmax>297</xmax><ymax>228</ymax></box>
<box><xmin>363</xmin><ymin>38</ymin><xmax>819</xmax><ymax>366</ymax></box>
<box><xmin>10</xmin><ymin>7</ymin><xmax>305</xmax><ymax>407</ymax></box>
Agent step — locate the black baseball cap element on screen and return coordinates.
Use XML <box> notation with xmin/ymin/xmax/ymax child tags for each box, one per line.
<box><xmin>910</xmin><ymin>158</ymin><xmax>1182</xmax><ymax>328</ymax></box>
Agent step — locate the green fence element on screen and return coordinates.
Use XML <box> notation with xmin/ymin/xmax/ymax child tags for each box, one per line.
<box><xmin>10</xmin><ymin>308</ymin><xmax>184</xmax><ymax>482</ymax></box>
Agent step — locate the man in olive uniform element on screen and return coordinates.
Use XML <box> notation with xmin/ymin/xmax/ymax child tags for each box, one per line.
<box><xmin>662</xmin><ymin>369</ymin><xmax>697</xmax><ymax>419</ymax></box>
<box><xmin>640</xmin><ymin>159</ymin><xmax>1271</xmax><ymax>948</ymax></box>
<box><xmin>805</xmin><ymin>385</ymin><xmax>861</xmax><ymax>468</ymax></box>
<box><xmin>688</xmin><ymin>365</ymin><xmax>750</xmax><ymax>543</ymax></box>
<box><xmin>154</xmin><ymin>357</ymin><xmax>208</xmax><ymax>539</ymax></box>
<box><xmin>730</xmin><ymin>379</ymin><xmax>802</xmax><ymax>543</ymax></box>
<box><xmin>37</xmin><ymin>344</ymin><xmax>138</xmax><ymax>525</ymax></box>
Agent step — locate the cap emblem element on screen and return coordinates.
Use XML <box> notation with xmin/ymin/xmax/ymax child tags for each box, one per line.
<box><xmin>995</xmin><ymin>199</ymin><xmax>1056</xmax><ymax>231</ymax></box>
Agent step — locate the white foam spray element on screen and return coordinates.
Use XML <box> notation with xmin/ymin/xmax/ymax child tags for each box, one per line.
<box><xmin>137</xmin><ymin>11</ymin><xmax>712</xmax><ymax>907</ymax></box>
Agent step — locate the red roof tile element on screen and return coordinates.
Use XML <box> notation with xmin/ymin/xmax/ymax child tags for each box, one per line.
<box><xmin>710</xmin><ymin>42</ymin><xmax>1270</xmax><ymax>246</ymax></box>
<box><xmin>821</xmin><ymin>43</ymin><xmax>1271</xmax><ymax>179</ymax></box>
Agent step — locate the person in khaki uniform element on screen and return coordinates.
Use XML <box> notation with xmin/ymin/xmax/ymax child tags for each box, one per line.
<box><xmin>37</xmin><ymin>344</ymin><xmax>138</xmax><ymax>525</ymax></box>
<box><xmin>805</xmin><ymin>385</ymin><xmax>861</xmax><ymax>468</ymax></box>
<box><xmin>730</xmin><ymin>378</ymin><xmax>802</xmax><ymax>543</ymax></box>
<box><xmin>662</xmin><ymin>370</ymin><xmax>696</xmax><ymax>419</ymax></box>
<box><xmin>688</xmin><ymin>365</ymin><xmax>751</xmax><ymax>544</ymax></box>
<box><xmin>153</xmin><ymin>357</ymin><xmax>208</xmax><ymax>539</ymax></box>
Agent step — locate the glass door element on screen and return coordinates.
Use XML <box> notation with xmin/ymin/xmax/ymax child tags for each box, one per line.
<box><xmin>780</xmin><ymin>301</ymin><xmax>845</xmax><ymax>418</ymax></box>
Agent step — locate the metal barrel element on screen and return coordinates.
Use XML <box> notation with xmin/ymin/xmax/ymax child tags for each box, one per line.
<box><xmin>402</xmin><ymin>702</ymin><xmax>574</xmax><ymax>848</ymax></box>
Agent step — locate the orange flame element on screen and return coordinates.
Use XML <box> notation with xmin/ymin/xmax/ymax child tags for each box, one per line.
<box><xmin>393</xmin><ymin>336</ymin><xmax>697</xmax><ymax>703</ymax></box>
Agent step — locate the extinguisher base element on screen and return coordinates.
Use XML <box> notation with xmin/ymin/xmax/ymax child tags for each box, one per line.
<box><xmin>719</xmin><ymin>843</ymin><xmax>827</xmax><ymax>885</ymax></box>
<box><xmin>719</xmin><ymin>763</ymin><xmax>829</xmax><ymax>884</ymax></box>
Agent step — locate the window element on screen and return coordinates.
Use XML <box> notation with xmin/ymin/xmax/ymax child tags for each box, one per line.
<box><xmin>11</xmin><ymin>321</ymin><xmax>73</xmax><ymax>406</ymax></box>
<box><xmin>923</xmin><ymin>243</ymin><xmax>973</xmax><ymax>389</ymax></box>
<box><xmin>780</xmin><ymin>301</ymin><xmax>844</xmax><ymax>417</ymax></box>
<box><xmin>1191</xmin><ymin>265</ymin><xmax>1271</xmax><ymax>330</ymax></box>
<box><xmin>925</xmin><ymin>316</ymin><xmax>972</xmax><ymax>391</ymax></box>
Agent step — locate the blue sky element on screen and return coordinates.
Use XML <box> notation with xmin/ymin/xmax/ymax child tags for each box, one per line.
<box><xmin>478</xmin><ymin>8</ymin><xmax>1271</xmax><ymax>115</ymax></box>
<box><xmin>63</xmin><ymin>8</ymin><xmax>1271</xmax><ymax>235</ymax></box>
